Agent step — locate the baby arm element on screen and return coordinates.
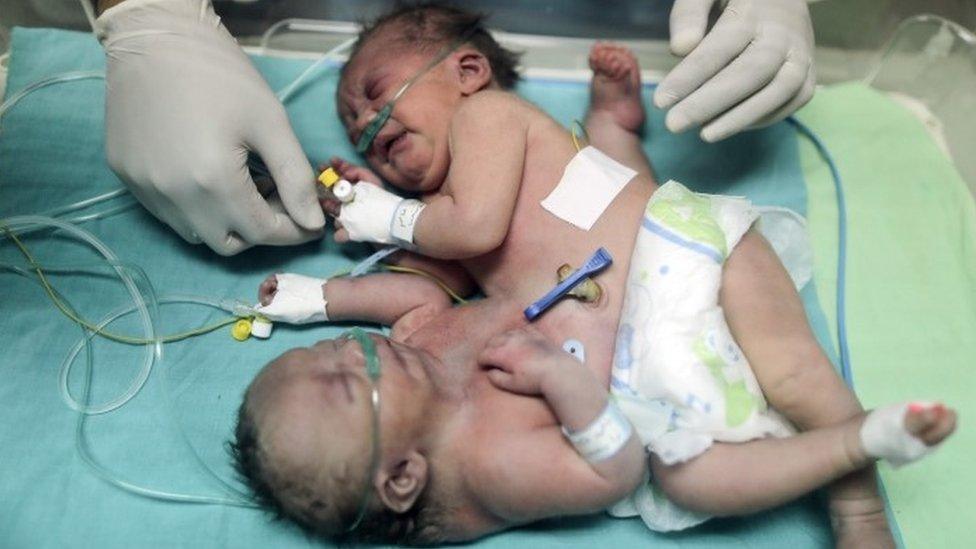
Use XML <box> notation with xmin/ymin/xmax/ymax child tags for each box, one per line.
<box><xmin>475</xmin><ymin>327</ymin><xmax>645</xmax><ymax>522</ymax></box>
<box><xmin>381</xmin><ymin>249</ymin><xmax>478</xmax><ymax>300</ymax></box>
<box><xmin>407</xmin><ymin>93</ymin><xmax>527</xmax><ymax>259</ymax></box>
<box><xmin>257</xmin><ymin>270</ymin><xmax>452</xmax><ymax>332</ymax></box>
<box><xmin>331</xmin><ymin>98</ymin><xmax>525</xmax><ymax>259</ymax></box>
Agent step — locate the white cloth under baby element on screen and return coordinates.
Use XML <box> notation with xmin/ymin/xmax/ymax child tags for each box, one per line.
<box><xmin>607</xmin><ymin>180</ymin><xmax>797</xmax><ymax>532</ymax></box>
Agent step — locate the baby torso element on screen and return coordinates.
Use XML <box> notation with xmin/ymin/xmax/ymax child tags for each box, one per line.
<box><xmin>400</xmin><ymin>298</ymin><xmax>582</xmax><ymax>532</ymax></box>
<box><xmin>403</xmin><ymin>297</ymin><xmax>560</xmax><ymax>439</ymax></box>
<box><xmin>441</xmin><ymin>94</ymin><xmax>656</xmax><ymax>384</ymax></box>
<box><xmin>403</xmin><ymin>296</ymin><xmax>600</xmax><ymax>429</ymax></box>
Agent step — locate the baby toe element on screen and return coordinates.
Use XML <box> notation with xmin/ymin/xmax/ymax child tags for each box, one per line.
<box><xmin>921</xmin><ymin>408</ymin><xmax>957</xmax><ymax>445</ymax></box>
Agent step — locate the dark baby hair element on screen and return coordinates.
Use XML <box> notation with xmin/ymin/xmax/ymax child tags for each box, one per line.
<box><xmin>230</xmin><ymin>391</ymin><xmax>448</xmax><ymax>545</ymax></box>
<box><xmin>345</xmin><ymin>1</ymin><xmax>522</xmax><ymax>89</ymax></box>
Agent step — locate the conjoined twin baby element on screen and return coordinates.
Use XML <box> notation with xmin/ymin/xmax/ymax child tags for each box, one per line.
<box><xmin>231</xmin><ymin>4</ymin><xmax>956</xmax><ymax>546</ymax></box>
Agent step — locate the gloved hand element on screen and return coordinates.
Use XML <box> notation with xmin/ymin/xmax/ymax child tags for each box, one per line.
<box><xmin>95</xmin><ymin>0</ymin><xmax>325</xmax><ymax>255</ymax></box>
<box><xmin>656</xmin><ymin>0</ymin><xmax>815</xmax><ymax>142</ymax></box>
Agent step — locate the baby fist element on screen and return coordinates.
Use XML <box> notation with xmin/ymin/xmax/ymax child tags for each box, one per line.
<box><xmin>478</xmin><ymin>327</ymin><xmax>568</xmax><ymax>395</ymax></box>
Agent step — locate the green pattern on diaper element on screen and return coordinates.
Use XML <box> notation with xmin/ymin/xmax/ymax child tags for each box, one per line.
<box><xmin>648</xmin><ymin>183</ymin><xmax>727</xmax><ymax>258</ymax></box>
<box><xmin>693</xmin><ymin>338</ymin><xmax>762</xmax><ymax>427</ymax></box>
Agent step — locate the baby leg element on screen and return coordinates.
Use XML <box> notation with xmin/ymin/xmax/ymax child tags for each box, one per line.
<box><xmin>585</xmin><ymin>42</ymin><xmax>654</xmax><ymax>177</ymax></box>
<box><xmin>652</xmin><ymin>402</ymin><xmax>955</xmax><ymax>516</ymax></box>
<box><xmin>719</xmin><ymin>230</ymin><xmax>954</xmax><ymax>546</ymax></box>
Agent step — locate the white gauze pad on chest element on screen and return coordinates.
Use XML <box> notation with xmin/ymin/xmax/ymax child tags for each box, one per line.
<box><xmin>254</xmin><ymin>273</ymin><xmax>329</xmax><ymax>324</ymax></box>
<box><xmin>541</xmin><ymin>146</ymin><xmax>637</xmax><ymax>231</ymax></box>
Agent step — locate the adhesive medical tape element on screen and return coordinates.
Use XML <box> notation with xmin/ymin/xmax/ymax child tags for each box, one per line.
<box><xmin>562</xmin><ymin>400</ymin><xmax>633</xmax><ymax>463</ymax></box>
<box><xmin>861</xmin><ymin>402</ymin><xmax>935</xmax><ymax>468</ymax></box>
<box><xmin>253</xmin><ymin>273</ymin><xmax>329</xmax><ymax>324</ymax></box>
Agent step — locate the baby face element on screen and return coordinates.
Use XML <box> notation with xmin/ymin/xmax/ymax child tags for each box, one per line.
<box><xmin>246</xmin><ymin>333</ymin><xmax>444</xmax><ymax>505</ymax></box>
<box><xmin>338</xmin><ymin>35</ymin><xmax>461</xmax><ymax>193</ymax></box>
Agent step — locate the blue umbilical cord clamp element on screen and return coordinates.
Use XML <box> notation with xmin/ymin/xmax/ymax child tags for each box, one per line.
<box><xmin>524</xmin><ymin>247</ymin><xmax>613</xmax><ymax>321</ymax></box>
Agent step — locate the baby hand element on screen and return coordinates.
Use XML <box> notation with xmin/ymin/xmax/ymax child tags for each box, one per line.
<box><xmin>329</xmin><ymin>156</ymin><xmax>382</xmax><ymax>184</ymax></box>
<box><xmin>478</xmin><ymin>326</ymin><xmax>576</xmax><ymax>395</ymax></box>
<box><xmin>257</xmin><ymin>274</ymin><xmax>279</xmax><ymax>305</ymax></box>
<box><xmin>319</xmin><ymin>157</ymin><xmax>384</xmax><ymax>220</ymax></box>
<box><xmin>332</xmin><ymin>181</ymin><xmax>404</xmax><ymax>245</ymax></box>
<box><xmin>253</xmin><ymin>272</ymin><xmax>329</xmax><ymax>324</ymax></box>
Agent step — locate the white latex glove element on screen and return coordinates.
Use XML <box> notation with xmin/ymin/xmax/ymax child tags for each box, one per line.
<box><xmin>656</xmin><ymin>0</ymin><xmax>816</xmax><ymax>142</ymax></box>
<box><xmin>95</xmin><ymin>0</ymin><xmax>325</xmax><ymax>255</ymax></box>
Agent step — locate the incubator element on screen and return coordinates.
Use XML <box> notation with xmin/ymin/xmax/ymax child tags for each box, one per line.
<box><xmin>1</xmin><ymin>0</ymin><xmax>975</xmax><ymax>546</ymax></box>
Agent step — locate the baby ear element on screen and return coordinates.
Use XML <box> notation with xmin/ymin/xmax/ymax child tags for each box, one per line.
<box><xmin>454</xmin><ymin>49</ymin><xmax>493</xmax><ymax>94</ymax></box>
<box><xmin>375</xmin><ymin>450</ymin><xmax>429</xmax><ymax>513</ymax></box>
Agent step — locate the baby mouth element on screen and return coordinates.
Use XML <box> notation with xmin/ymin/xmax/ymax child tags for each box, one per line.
<box><xmin>386</xmin><ymin>132</ymin><xmax>408</xmax><ymax>161</ymax></box>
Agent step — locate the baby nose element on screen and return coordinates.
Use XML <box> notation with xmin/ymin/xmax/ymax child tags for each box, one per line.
<box><xmin>355</xmin><ymin>107</ymin><xmax>379</xmax><ymax>132</ymax></box>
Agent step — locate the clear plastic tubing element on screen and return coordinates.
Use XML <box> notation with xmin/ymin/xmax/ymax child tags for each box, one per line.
<box><xmin>63</xmin><ymin>201</ymin><xmax>139</xmax><ymax>225</ymax></box>
<box><xmin>64</xmin><ymin>294</ymin><xmax>256</xmax><ymax>506</ymax></box>
<box><xmin>40</xmin><ymin>189</ymin><xmax>130</xmax><ymax>218</ymax></box>
<box><xmin>0</xmin><ymin>70</ymin><xmax>105</xmax><ymax>123</ymax></box>
<box><xmin>274</xmin><ymin>36</ymin><xmax>357</xmax><ymax>103</ymax></box>
<box><xmin>0</xmin><ymin>258</ymin><xmax>253</xmax><ymax>505</ymax></box>
<box><xmin>57</xmin><ymin>293</ymin><xmax>242</xmax><ymax>413</ymax></box>
<box><xmin>2</xmin><ymin>215</ymin><xmax>160</xmax><ymax>412</ymax></box>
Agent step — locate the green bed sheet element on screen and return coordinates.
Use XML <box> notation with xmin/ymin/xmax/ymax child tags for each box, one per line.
<box><xmin>798</xmin><ymin>83</ymin><xmax>976</xmax><ymax>549</ymax></box>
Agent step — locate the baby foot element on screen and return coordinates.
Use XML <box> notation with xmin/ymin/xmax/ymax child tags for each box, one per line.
<box><xmin>588</xmin><ymin>42</ymin><xmax>645</xmax><ymax>133</ymax></box>
<box><xmin>860</xmin><ymin>402</ymin><xmax>956</xmax><ymax>467</ymax></box>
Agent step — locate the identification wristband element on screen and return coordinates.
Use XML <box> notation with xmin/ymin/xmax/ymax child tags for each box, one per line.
<box><xmin>390</xmin><ymin>199</ymin><xmax>427</xmax><ymax>248</ymax></box>
<box><xmin>562</xmin><ymin>400</ymin><xmax>633</xmax><ymax>463</ymax></box>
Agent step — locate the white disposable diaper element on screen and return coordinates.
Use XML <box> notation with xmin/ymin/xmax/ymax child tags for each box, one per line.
<box><xmin>607</xmin><ymin>181</ymin><xmax>801</xmax><ymax>532</ymax></box>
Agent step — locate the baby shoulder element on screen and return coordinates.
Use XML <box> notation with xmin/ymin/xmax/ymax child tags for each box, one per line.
<box><xmin>453</xmin><ymin>90</ymin><xmax>528</xmax><ymax>130</ymax></box>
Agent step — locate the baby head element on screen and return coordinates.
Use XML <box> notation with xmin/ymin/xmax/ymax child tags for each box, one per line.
<box><xmin>337</xmin><ymin>3</ymin><xmax>521</xmax><ymax>192</ymax></box>
<box><xmin>231</xmin><ymin>331</ymin><xmax>466</xmax><ymax>544</ymax></box>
